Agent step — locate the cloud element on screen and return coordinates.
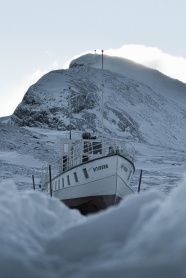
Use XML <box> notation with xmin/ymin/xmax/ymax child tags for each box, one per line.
<box><xmin>0</xmin><ymin>66</ymin><xmax>53</xmax><ymax>117</ymax></box>
<box><xmin>0</xmin><ymin>84</ymin><xmax>27</xmax><ymax>117</ymax></box>
<box><xmin>1</xmin><ymin>45</ymin><xmax>186</xmax><ymax>118</ymax></box>
<box><xmin>64</xmin><ymin>45</ymin><xmax>186</xmax><ymax>84</ymax></box>
<box><xmin>63</xmin><ymin>53</ymin><xmax>90</xmax><ymax>69</ymax></box>
<box><xmin>106</xmin><ymin>45</ymin><xmax>186</xmax><ymax>83</ymax></box>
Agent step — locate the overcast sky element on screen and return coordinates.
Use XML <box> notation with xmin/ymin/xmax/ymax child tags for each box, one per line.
<box><xmin>1</xmin><ymin>0</ymin><xmax>186</xmax><ymax>117</ymax></box>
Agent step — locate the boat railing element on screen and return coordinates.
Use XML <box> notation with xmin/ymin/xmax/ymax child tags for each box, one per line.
<box><xmin>81</xmin><ymin>139</ymin><xmax>134</xmax><ymax>161</ymax></box>
<box><xmin>41</xmin><ymin>138</ymin><xmax>135</xmax><ymax>187</ymax></box>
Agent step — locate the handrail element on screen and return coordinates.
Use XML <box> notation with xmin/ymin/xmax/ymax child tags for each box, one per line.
<box><xmin>40</xmin><ymin>137</ymin><xmax>135</xmax><ymax>187</ymax></box>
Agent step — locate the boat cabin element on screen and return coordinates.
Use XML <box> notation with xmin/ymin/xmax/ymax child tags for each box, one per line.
<box><xmin>60</xmin><ymin>133</ymin><xmax>134</xmax><ymax>174</ymax></box>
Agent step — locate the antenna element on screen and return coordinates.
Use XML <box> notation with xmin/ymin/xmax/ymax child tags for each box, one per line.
<box><xmin>101</xmin><ymin>49</ymin><xmax>104</xmax><ymax>70</ymax></box>
<box><xmin>69</xmin><ymin>86</ymin><xmax>72</xmax><ymax>140</ymax></box>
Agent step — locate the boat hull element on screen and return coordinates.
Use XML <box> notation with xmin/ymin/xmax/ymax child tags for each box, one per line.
<box><xmin>63</xmin><ymin>194</ymin><xmax>122</xmax><ymax>215</ymax></box>
<box><xmin>44</xmin><ymin>154</ymin><xmax>135</xmax><ymax>215</ymax></box>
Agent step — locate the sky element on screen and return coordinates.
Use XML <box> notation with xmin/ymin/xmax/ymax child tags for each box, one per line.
<box><xmin>1</xmin><ymin>0</ymin><xmax>186</xmax><ymax>117</ymax></box>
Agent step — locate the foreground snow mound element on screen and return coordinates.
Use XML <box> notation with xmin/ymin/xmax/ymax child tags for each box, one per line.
<box><xmin>0</xmin><ymin>180</ymin><xmax>186</xmax><ymax>277</ymax></box>
<box><xmin>0</xmin><ymin>181</ymin><xmax>83</xmax><ymax>278</ymax></box>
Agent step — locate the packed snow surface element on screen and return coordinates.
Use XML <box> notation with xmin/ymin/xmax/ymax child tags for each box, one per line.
<box><xmin>0</xmin><ymin>179</ymin><xmax>186</xmax><ymax>278</ymax></box>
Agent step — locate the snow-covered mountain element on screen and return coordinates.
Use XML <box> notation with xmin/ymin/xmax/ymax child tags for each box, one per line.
<box><xmin>1</xmin><ymin>53</ymin><xmax>186</xmax><ymax>191</ymax></box>
<box><xmin>1</xmin><ymin>53</ymin><xmax>186</xmax><ymax>278</ymax></box>
<box><xmin>11</xmin><ymin>54</ymin><xmax>186</xmax><ymax>150</ymax></box>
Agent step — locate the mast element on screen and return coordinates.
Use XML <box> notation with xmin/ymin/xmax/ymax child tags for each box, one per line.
<box><xmin>69</xmin><ymin>86</ymin><xmax>72</xmax><ymax>140</ymax></box>
<box><xmin>101</xmin><ymin>50</ymin><xmax>104</xmax><ymax>139</ymax></box>
<box><xmin>101</xmin><ymin>49</ymin><xmax>104</xmax><ymax>70</ymax></box>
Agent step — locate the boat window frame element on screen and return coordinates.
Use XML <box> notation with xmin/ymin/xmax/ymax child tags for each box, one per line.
<box><xmin>83</xmin><ymin>168</ymin><xmax>89</xmax><ymax>179</ymax></box>
<box><xmin>127</xmin><ymin>170</ymin><xmax>132</xmax><ymax>181</ymax></box>
<box><xmin>63</xmin><ymin>143</ymin><xmax>69</xmax><ymax>153</ymax></box>
<box><xmin>92</xmin><ymin>141</ymin><xmax>102</xmax><ymax>154</ymax></box>
<box><xmin>67</xmin><ymin>175</ymin><xmax>70</xmax><ymax>186</ymax></box>
<box><xmin>62</xmin><ymin>177</ymin><xmax>64</xmax><ymax>187</ymax></box>
<box><xmin>74</xmin><ymin>172</ymin><xmax>78</xmax><ymax>182</ymax></box>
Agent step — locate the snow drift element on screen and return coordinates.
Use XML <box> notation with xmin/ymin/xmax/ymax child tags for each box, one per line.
<box><xmin>0</xmin><ymin>179</ymin><xmax>186</xmax><ymax>278</ymax></box>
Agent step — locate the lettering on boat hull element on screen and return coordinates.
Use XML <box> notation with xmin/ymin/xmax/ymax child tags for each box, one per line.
<box><xmin>93</xmin><ymin>164</ymin><xmax>108</xmax><ymax>172</ymax></box>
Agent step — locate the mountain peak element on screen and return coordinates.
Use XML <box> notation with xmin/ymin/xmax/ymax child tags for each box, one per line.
<box><xmin>10</xmin><ymin>54</ymin><xmax>186</xmax><ymax>149</ymax></box>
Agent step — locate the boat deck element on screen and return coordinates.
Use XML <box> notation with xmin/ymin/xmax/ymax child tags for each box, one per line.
<box><xmin>40</xmin><ymin>136</ymin><xmax>135</xmax><ymax>186</ymax></box>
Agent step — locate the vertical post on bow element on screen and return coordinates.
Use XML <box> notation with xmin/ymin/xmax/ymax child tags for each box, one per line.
<box><xmin>32</xmin><ymin>175</ymin><xmax>35</xmax><ymax>190</ymax></box>
<box><xmin>138</xmin><ymin>170</ymin><xmax>143</xmax><ymax>193</ymax></box>
<box><xmin>49</xmin><ymin>164</ymin><xmax>52</xmax><ymax>197</ymax></box>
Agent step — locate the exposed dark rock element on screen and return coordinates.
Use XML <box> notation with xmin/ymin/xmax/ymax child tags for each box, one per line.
<box><xmin>9</xmin><ymin>54</ymin><xmax>186</xmax><ymax>147</ymax></box>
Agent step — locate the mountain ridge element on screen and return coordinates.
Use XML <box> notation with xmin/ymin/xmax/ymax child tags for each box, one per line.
<box><xmin>9</xmin><ymin>53</ymin><xmax>186</xmax><ymax>150</ymax></box>
<box><xmin>70</xmin><ymin>54</ymin><xmax>186</xmax><ymax>108</ymax></box>
<box><xmin>1</xmin><ymin>53</ymin><xmax>186</xmax><ymax>190</ymax></box>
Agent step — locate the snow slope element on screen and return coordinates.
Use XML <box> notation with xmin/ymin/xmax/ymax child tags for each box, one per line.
<box><xmin>70</xmin><ymin>53</ymin><xmax>186</xmax><ymax>108</ymax></box>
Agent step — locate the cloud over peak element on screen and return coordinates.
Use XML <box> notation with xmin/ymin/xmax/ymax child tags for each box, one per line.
<box><xmin>105</xmin><ymin>45</ymin><xmax>186</xmax><ymax>83</ymax></box>
<box><xmin>66</xmin><ymin>45</ymin><xmax>186</xmax><ymax>84</ymax></box>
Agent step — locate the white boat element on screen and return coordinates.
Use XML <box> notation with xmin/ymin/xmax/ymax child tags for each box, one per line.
<box><xmin>40</xmin><ymin>132</ymin><xmax>135</xmax><ymax>215</ymax></box>
<box><xmin>40</xmin><ymin>51</ymin><xmax>135</xmax><ymax>214</ymax></box>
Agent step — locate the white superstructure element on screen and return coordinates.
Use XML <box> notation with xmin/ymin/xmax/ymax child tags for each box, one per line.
<box><xmin>41</xmin><ymin>134</ymin><xmax>135</xmax><ymax>214</ymax></box>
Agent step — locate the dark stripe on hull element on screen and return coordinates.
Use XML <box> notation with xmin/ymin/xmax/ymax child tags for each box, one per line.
<box><xmin>62</xmin><ymin>195</ymin><xmax>122</xmax><ymax>215</ymax></box>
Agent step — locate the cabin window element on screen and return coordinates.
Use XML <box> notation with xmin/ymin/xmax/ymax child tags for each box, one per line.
<box><xmin>83</xmin><ymin>141</ymin><xmax>92</xmax><ymax>154</ymax></box>
<box><xmin>64</xmin><ymin>143</ymin><xmax>69</xmax><ymax>153</ymax></box>
<box><xmin>55</xmin><ymin>181</ymin><xmax>57</xmax><ymax>190</ymax></box>
<box><xmin>127</xmin><ymin>170</ymin><xmax>132</xmax><ymax>181</ymax></box>
<box><xmin>58</xmin><ymin>180</ymin><xmax>60</xmax><ymax>189</ymax></box>
<box><xmin>83</xmin><ymin>141</ymin><xmax>102</xmax><ymax>154</ymax></box>
<box><xmin>52</xmin><ymin>182</ymin><xmax>54</xmax><ymax>191</ymax></box>
<box><xmin>62</xmin><ymin>177</ymin><xmax>64</xmax><ymax>187</ymax></box>
<box><xmin>92</xmin><ymin>141</ymin><xmax>102</xmax><ymax>154</ymax></box>
<box><xmin>83</xmin><ymin>168</ymin><xmax>89</xmax><ymax>179</ymax></box>
<box><xmin>74</xmin><ymin>172</ymin><xmax>78</xmax><ymax>182</ymax></box>
<box><xmin>82</xmin><ymin>155</ymin><xmax>89</xmax><ymax>163</ymax></box>
<box><xmin>63</xmin><ymin>156</ymin><xmax>68</xmax><ymax>172</ymax></box>
<box><xmin>67</xmin><ymin>175</ymin><xmax>70</xmax><ymax>186</ymax></box>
